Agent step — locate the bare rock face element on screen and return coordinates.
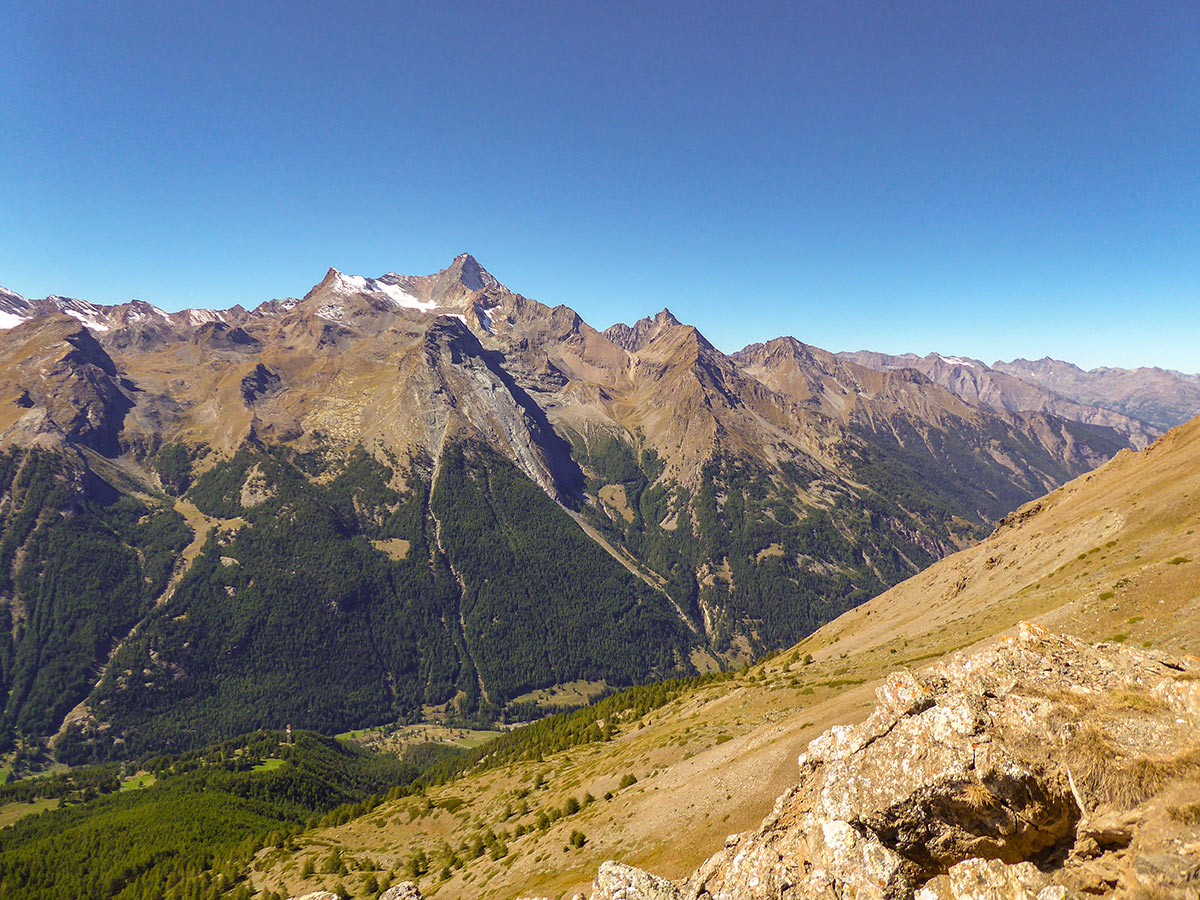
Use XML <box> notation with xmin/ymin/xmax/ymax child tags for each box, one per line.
<box><xmin>286</xmin><ymin>883</ymin><xmax>422</xmax><ymax>900</ymax></box>
<box><xmin>592</xmin><ymin>861</ymin><xmax>685</xmax><ymax>900</ymax></box>
<box><xmin>589</xmin><ymin>625</ymin><xmax>1200</xmax><ymax>900</ymax></box>
<box><xmin>916</xmin><ymin>857</ymin><xmax>1084</xmax><ymax>900</ymax></box>
<box><xmin>378</xmin><ymin>883</ymin><xmax>424</xmax><ymax>900</ymax></box>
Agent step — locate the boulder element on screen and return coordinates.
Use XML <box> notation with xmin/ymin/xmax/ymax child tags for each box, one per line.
<box><xmin>593</xmin><ymin>861</ymin><xmax>683</xmax><ymax>900</ymax></box>
<box><xmin>379</xmin><ymin>883</ymin><xmax>424</xmax><ymax>900</ymax></box>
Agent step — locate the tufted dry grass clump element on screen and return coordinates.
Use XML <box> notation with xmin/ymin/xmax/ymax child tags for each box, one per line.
<box><xmin>1167</xmin><ymin>801</ymin><xmax>1200</xmax><ymax>825</ymax></box>
<box><xmin>1066</xmin><ymin>726</ymin><xmax>1200</xmax><ymax>810</ymax></box>
<box><xmin>1126</xmin><ymin>889</ymin><xmax>1186</xmax><ymax>900</ymax></box>
<box><xmin>959</xmin><ymin>781</ymin><xmax>1001</xmax><ymax>813</ymax></box>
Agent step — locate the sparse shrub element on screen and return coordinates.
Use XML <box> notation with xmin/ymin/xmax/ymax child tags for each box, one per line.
<box><xmin>407</xmin><ymin>849</ymin><xmax>428</xmax><ymax>877</ymax></box>
<box><xmin>1169</xmin><ymin>803</ymin><xmax>1200</xmax><ymax>824</ymax></box>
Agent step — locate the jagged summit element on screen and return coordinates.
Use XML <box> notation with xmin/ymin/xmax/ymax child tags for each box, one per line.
<box><xmin>603</xmin><ymin>307</ymin><xmax>685</xmax><ymax>352</ymax></box>
<box><xmin>313</xmin><ymin>268</ymin><xmax>439</xmax><ymax>312</ymax></box>
<box><xmin>307</xmin><ymin>255</ymin><xmax>503</xmax><ymax>318</ymax></box>
<box><xmin>0</xmin><ymin>255</ymin><xmax>506</xmax><ymax>337</ymax></box>
<box><xmin>446</xmin><ymin>251</ymin><xmax>496</xmax><ymax>291</ymax></box>
<box><xmin>0</xmin><ymin>285</ymin><xmax>34</xmax><ymax>329</ymax></box>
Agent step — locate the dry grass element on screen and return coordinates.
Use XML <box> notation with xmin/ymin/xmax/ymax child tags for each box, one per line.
<box><xmin>1125</xmin><ymin>887</ymin><xmax>1194</xmax><ymax>900</ymax></box>
<box><xmin>959</xmin><ymin>781</ymin><xmax>1001</xmax><ymax>812</ymax></box>
<box><xmin>1167</xmin><ymin>802</ymin><xmax>1200</xmax><ymax>825</ymax></box>
<box><xmin>1067</xmin><ymin>727</ymin><xmax>1200</xmax><ymax>810</ymax></box>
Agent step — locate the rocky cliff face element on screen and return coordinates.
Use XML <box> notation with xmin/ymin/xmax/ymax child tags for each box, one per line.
<box><xmin>0</xmin><ymin>316</ymin><xmax>133</xmax><ymax>455</ymax></box>
<box><xmin>586</xmin><ymin>625</ymin><xmax>1200</xmax><ymax>900</ymax></box>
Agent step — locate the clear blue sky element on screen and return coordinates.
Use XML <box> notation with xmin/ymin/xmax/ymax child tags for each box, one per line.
<box><xmin>1</xmin><ymin>1</ymin><xmax>1197</xmax><ymax>371</ymax></box>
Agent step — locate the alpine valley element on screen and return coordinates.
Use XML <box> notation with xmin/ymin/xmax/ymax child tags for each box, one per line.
<box><xmin>0</xmin><ymin>254</ymin><xmax>1192</xmax><ymax>770</ymax></box>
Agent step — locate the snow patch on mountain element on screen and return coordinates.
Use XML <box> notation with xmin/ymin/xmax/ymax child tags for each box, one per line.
<box><xmin>186</xmin><ymin>309</ymin><xmax>227</xmax><ymax>327</ymax></box>
<box><xmin>124</xmin><ymin>302</ymin><xmax>171</xmax><ymax>324</ymax></box>
<box><xmin>332</xmin><ymin>271</ymin><xmax>439</xmax><ymax>312</ymax></box>
<box><xmin>54</xmin><ymin>298</ymin><xmax>111</xmax><ymax>333</ymax></box>
<box><xmin>0</xmin><ymin>311</ymin><xmax>28</xmax><ymax>330</ymax></box>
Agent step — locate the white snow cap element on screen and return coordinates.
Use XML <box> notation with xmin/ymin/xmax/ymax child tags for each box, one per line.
<box><xmin>52</xmin><ymin>297</ymin><xmax>111</xmax><ymax>332</ymax></box>
<box><xmin>330</xmin><ymin>270</ymin><xmax>439</xmax><ymax>312</ymax></box>
<box><xmin>185</xmin><ymin>308</ymin><xmax>227</xmax><ymax>327</ymax></box>
<box><xmin>936</xmin><ymin>354</ymin><xmax>977</xmax><ymax>368</ymax></box>
<box><xmin>0</xmin><ymin>287</ymin><xmax>33</xmax><ymax>329</ymax></box>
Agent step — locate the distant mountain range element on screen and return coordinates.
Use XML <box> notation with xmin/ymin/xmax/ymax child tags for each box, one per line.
<box><xmin>992</xmin><ymin>355</ymin><xmax>1200</xmax><ymax>431</ymax></box>
<box><xmin>0</xmin><ymin>254</ymin><xmax>1195</xmax><ymax>761</ymax></box>
<box><xmin>841</xmin><ymin>349</ymin><xmax>1200</xmax><ymax>444</ymax></box>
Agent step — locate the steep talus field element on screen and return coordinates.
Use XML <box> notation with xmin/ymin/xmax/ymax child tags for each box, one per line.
<box><xmin>0</xmin><ymin>255</ymin><xmax>1178</xmax><ymax>761</ymax></box>
<box><xmin>248</xmin><ymin>414</ymin><xmax>1199</xmax><ymax>900</ymax></box>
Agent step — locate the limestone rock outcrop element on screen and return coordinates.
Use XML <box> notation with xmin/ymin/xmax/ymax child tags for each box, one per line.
<box><xmin>379</xmin><ymin>883</ymin><xmax>424</xmax><ymax>900</ymax></box>
<box><xmin>589</xmin><ymin>625</ymin><xmax>1200</xmax><ymax>900</ymax></box>
<box><xmin>286</xmin><ymin>882</ymin><xmax>422</xmax><ymax>900</ymax></box>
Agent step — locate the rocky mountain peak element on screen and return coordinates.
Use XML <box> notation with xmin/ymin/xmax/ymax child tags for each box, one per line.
<box><xmin>0</xmin><ymin>316</ymin><xmax>131</xmax><ymax>454</ymax></box>
<box><xmin>424</xmin><ymin>252</ymin><xmax>500</xmax><ymax>304</ymax></box>
<box><xmin>603</xmin><ymin>307</ymin><xmax>687</xmax><ymax>352</ymax></box>
<box><xmin>0</xmin><ymin>285</ymin><xmax>27</xmax><ymax>306</ymax></box>
<box><xmin>0</xmin><ymin>285</ymin><xmax>34</xmax><ymax>329</ymax></box>
<box><xmin>448</xmin><ymin>251</ymin><xmax>496</xmax><ymax>291</ymax></box>
<box><xmin>303</xmin><ymin>256</ymin><xmax>503</xmax><ymax>322</ymax></box>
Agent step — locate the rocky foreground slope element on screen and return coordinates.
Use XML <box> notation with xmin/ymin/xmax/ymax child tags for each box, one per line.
<box><xmin>292</xmin><ymin>626</ymin><xmax>1200</xmax><ymax>900</ymax></box>
<box><xmin>585</xmin><ymin>624</ymin><xmax>1200</xmax><ymax>900</ymax></box>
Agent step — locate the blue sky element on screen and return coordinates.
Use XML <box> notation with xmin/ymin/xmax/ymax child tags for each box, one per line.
<box><xmin>1</xmin><ymin>1</ymin><xmax>1197</xmax><ymax>371</ymax></box>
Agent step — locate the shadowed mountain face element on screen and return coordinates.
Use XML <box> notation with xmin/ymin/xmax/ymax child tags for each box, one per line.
<box><xmin>0</xmin><ymin>256</ymin><xmax>1173</xmax><ymax>760</ymax></box>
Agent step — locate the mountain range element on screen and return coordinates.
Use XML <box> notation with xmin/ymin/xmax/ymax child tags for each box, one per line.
<box><xmin>0</xmin><ymin>254</ymin><xmax>1196</xmax><ymax>762</ymax></box>
<box><xmin>260</xmin><ymin>405</ymin><xmax>1200</xmax><ymax>900</ymax></box>
<box><xmin>1</xmin><ymin>378</ymin><xmax>1196</xmax><ymax>900</ymax></box>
